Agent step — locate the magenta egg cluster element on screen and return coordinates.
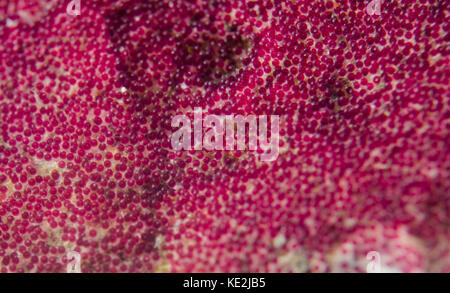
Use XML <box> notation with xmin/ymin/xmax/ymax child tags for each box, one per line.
<box><xmin>0</xmin><ymin>0</ymin><xmax>448</xmax><ymax>272</ymax></box>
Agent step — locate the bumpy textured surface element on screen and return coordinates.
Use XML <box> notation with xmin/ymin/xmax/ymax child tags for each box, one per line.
<box><xmin>0</xmin><ymin>0</ymin><xmax>448</xmax><ymax>272</ymax></box>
